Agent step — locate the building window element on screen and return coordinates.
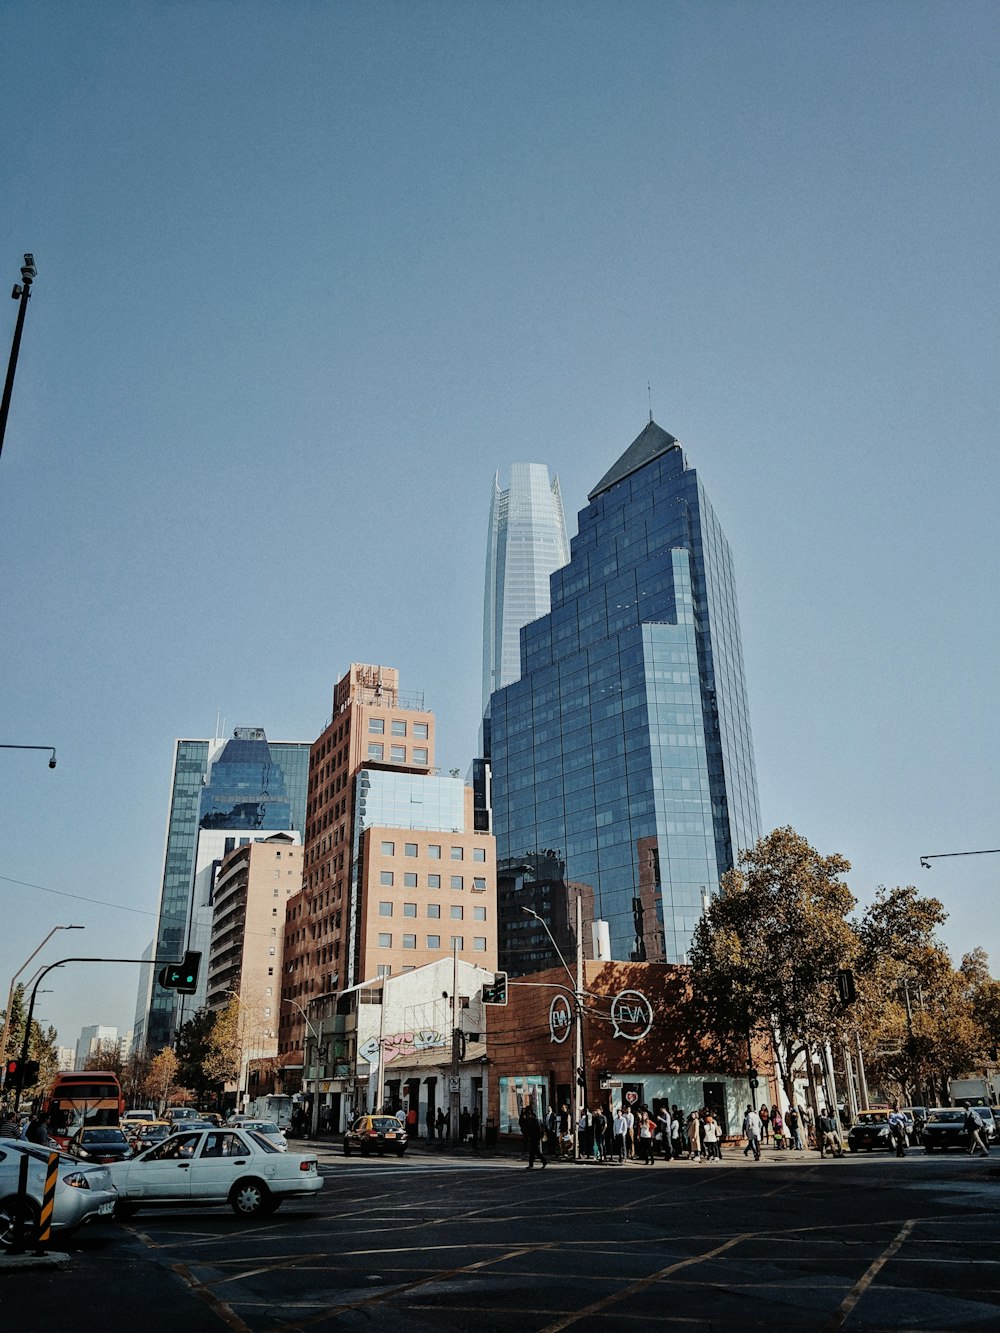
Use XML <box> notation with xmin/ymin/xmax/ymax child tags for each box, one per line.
<box><xmin>451</xmin><ymin>875</ymin><xmax>463</xmax><ymax>890</ymax></box>
<box><xmin>404</xmin><ymin>842</ymin><xmax>418</xmax><ymax>857</ymax></box>
<box><xmin>269</xmin><ymin>946</ymin><xmax>276</xmax><ymax>955</ymax></box>
<box><xmin>391</xmin><ymin>720</ymin><xmax>407</xmax><ymax>736</ymax></box>
<box><xmin>428</xmin><ymin>845</ymin><xmax>441</xmax><ymax>859</ymax></box>
<box><xmin>428</xmin><ymin>874</ymin><xmax>441</xmax><ymax>889</ymax></box>
<box><xmin>390</xmin><ymin>745</ymin><xmax>406</xmax><ymax>762</ymax></box>
<box><xmin>473</xmin><ymin>906</ymin><xmax>486</xmax><ymax>921</ymax></box>
<box><xmin>474</xmin><ymin>937</ymin><xmax>487</xmax><ymax>952</ymax></box>
<box><xmin>473</xmin><ymin>847</ymin><xmax>486</xmax><ymax>862</ymax></box>
<box><xmin>473</xmin><ymin>877</ymin><xmax>487</xmax><ymax>891</ymax></box>
<box><xmin>403</xmin><ymin>902</ymin><xmax>417</xmax><ymax>917</ymax></box>
<box><xmin>379</xmin><ymin>902</ymin><xmax>393</xmax><ymax>917</ymax></box>
<box><xmin>404</xmin><ymin>872</ymin><xmax>418</xmax><ymax>888</ymax></box>
<box><xmin>402</xmin><ymin>934</ymin><xmax>416</xmax><ymax>950</ymax></box>
<box><xmin>427</xmin><ymin>934</ymin><xmax>441</xmax><ymax>949</ymax></box>
<box><xmin>368</xmin><ymin>743</ymin><xmax>384</xmax><ymax>760</ymax></box>
<box><xmin>378</xmin><ymin>933</ymin><xmax>392</xmax><ymax>948</ymax></box>
<box><xmin>381</xmin><ymin>841</ymin><xmax>395</xmax><ymax>855</ymax></box>
<box><xmin>450</xmin><ymin>936</ymin><xmax>464</xmax><ymax>950</ymax></box>
<box><xmin>413</xmin><ymin>748</ymin><xmax>428</xmax><ymax>765</ymax></box>
<box><xmin>369</xmin><ymin>718</ymin><xmax>385</xmax><ymax>734</ymax></box>
<box><xmin>427</xmin><ymin>903</ymin><xmax>441</xmax><ymax>918</ymax></box>
<box><xmin>451</xmin><ymin>905</ymin><xmax>463</xmax><ymax>920</ymax></box>
<box><xmin>414</xmin><ymin>723</ymin><xmax>428</xmax><ymax>739</ymax></box>
<box><xmin>451</xmin><ymin>847</ymin><xmax>464</xmax><ymax>861</ymax></box>
<box><xmin>377</xmin><ymin>964</ymin><xmax>391</xmax><ymax>978</ymax></box>
<box><xmin>380</xmin><ymin>871</ymin><xmax>394</xmax><ymax>886</ymax></box>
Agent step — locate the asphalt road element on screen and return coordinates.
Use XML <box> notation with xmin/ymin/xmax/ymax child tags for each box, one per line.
<box><xmin>5</xmin><ymin>1144</ymin><xmax>1000</xmax><ymax>1331</ymax></box>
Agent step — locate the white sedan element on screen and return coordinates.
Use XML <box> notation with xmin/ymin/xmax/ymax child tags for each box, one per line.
<box><xmin>108</xmin><ymin>1126</ymin><xmax>323</xmax><ymax>1218</ymax></box>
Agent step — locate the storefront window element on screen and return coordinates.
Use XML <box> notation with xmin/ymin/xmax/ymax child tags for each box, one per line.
<box><xmin>498</xmin><ymin>1075</ymin><xmax>549</xmax><ymax>1135</ymax></box>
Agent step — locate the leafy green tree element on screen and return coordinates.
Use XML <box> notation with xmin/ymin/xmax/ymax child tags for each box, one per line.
<box><xmin>203</xmin><ymin>995</ymin><xmax>243</xmax><ymax>1087</ymax></box>
<box><xmin>144</xmin><ymin>1048</ymin><xmax>182</xmax><ymax>1115</ymax></box>
<box><xmin>176</xmin><ymin>1008</ymin><xmax>224</xmax><ymax>1105</ymax></box>
<box><xmin>689</xmin><ymin>826</ymin><xmax>857</xmax><ymax>1100</ymax></box>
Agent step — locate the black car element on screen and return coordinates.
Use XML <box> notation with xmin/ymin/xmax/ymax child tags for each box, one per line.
<box><xmin>921</xmin><ymin>1107</ymin><xmax>992</xmax><ymax>1152</ymax></box>
<box><xmin>847</xmin><ymin>1110</ymin><xmax>905</xmax><ymax>1152</ymax></box>
<box><xmin>67</xmin><ymin>1126</ymin><xmax>134</xmax><ymax>1164</ymax></box>
<box><xmin>343</xmin><ymin>1114</ymin><xmax>408</xmax><ymax>1157</ymax></box>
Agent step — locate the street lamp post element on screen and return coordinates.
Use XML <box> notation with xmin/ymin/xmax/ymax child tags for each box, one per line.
<box><xmin>521</xmin><ymin>900</ymin><xmax>585</xmax><ymax>1160</ymax></box>
<box><xmin>0</xmin><ymin>253</ymin><xmax>37</xmax><ymax>465</ymax></box>
<box><xmin>1</xmin><ymin>925</ymin><xmax>83</xmax><ymax>1091</ymax></box>
<box><xmin>288</xmin><ymin>997</ymin><xmax>325</xmax><ymax>1138</ymax></box>
<box><xmin>0</xmin><ymin>744</ymin><xmax>57</xmax><ymax>768</ymax></box>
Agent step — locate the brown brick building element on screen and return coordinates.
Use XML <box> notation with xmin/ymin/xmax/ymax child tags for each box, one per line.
<box><xmin>485</xmin><ymin>960</ymin><xmax>776</xmax><ymax>1140</ymax></box>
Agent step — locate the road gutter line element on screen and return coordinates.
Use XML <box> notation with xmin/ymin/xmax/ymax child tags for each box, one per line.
<box><xmin>173</xmin><ymin>1260</ymin><xmax>254</xmax><ymax>1333</ymax></box>
<box><xmin>819</xmin><ymin>1218</ymin><xmax>916</xmax><ymax>1333</ymax></box>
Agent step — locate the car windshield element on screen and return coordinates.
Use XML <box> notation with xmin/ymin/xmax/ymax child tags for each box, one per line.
<box><xmin>926</xmin><ymin>1109</ymin><xmax>964</xmax><ymax>1123</ymax></box>
<box><xmin>856</xmin><ymin>1113</ymin><xmax>888</xmax><ymax>1125</ymax></box>
<box><xmin>83</xmin><ymin>1129</ymin><xmax>127</xmax><ymax>1143</ymax></box>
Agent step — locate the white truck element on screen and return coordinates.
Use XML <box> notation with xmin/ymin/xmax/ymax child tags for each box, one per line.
<box><xmin>949</xmin><ymin>1076</ymin><xmax>996</xmax><ymax>1104</ymax></box>
<box><xmin>247</xmin><ymin>1093</ymin><xmax>293</xmax><ymax>1128</ymax></box>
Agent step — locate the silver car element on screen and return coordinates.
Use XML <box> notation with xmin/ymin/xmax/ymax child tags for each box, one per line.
<box><xmin>0</xmin><ymin>1137</ymin><xmax>118</xmax><ymax>1248</ymax></box>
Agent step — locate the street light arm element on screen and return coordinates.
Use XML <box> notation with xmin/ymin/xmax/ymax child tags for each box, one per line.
<box><xmin>920</xmin><ymin>848</ymin><xmax>1000</xmax><ymax>869</ymax></box>
<box><xmin>520</xmin><ymin>906</ymin><xmax>576</xmax><ymax>988</ymax></box>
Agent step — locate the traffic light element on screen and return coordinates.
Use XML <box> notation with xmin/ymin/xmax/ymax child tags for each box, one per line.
<box><xmin>4</xmin><ymin>1058</ymin><xmax>20</xmax><ymax>1089</ymax></box>
<box><xmin>748</xmin><ymin>1067</ymin><xmax>759</xmax><ymax>1089</ymax></box>
<box><xmin>158</xmin><ymin>950</ymin><xmax>202</xmax><ymax>994</ymax></box>
<box><xmin>482</xmin><ymin>971</ymin><xmax>508</xmax><ymax>1005</ymax></box>
<box><xmin>21</xmin><ymin>1060</ymin><xmax>40</xmax><ymax>1089</ymax></box>
<box><xmin>836</xmin><ymin>968</ymin><xmax>857</xmax><ymax>1005</ymax></box>
<box><xmin>576</xmin><ymin>1066</ymin><xmax>586</xmax><ymax>1088</ymax></box>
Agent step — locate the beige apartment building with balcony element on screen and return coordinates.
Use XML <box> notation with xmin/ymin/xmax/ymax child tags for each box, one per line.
<box><xmin>208</xmin><ymin>833</ymin><xmax>303</xmax><ymax>1066</ymax></box>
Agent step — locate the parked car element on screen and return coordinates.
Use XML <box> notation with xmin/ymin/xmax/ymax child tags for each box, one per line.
<box><xmin>229</xmin><ymin>1118</ymin><xmax>287</xmax><ymax>1150</ymax></box>
<box><xmin>0</xmin><ymin>1137</ymin><xmax>118</xmax><ymax>1248</ymax></box>
<box><xmin>343</xmin><ymin>1114</ymin><xmax>408</xmax><ymax>1157</ymax></box>
<box><xmin>920</xmin><ymin>1107</ymin><xmax>991</xmax><ymax>1152</ymax></box>
<box><xmin>67</xmin><ymin>1127</ymin><xmax>134</xmax><ymax>1164</ymax></box>
<box><xmin>847</xmin><ymin>1109</ymin><xmax>912</xmax><ymax>1152</ymax></box>
<box><xmin>108</xmin><ymin>1126</ymin><xmax>324</xmax><ymax>1217</ymax></box>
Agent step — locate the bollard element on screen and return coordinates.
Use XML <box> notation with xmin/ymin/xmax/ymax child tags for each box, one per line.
<box><xmin>34</xmin><ymin>1151</ymin><xmax>58</xmax><ymax>1254</ymax></box>
<box><xmin>8</xmin><ymin>1152</ymin><xmax>30</xmax><ymax>1255</ymax></box>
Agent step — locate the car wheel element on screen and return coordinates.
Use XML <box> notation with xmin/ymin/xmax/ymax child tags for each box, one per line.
<box><xmin>360</xmin><ymin>1143</ymin><xmax>370</xmax><ymax>1157</ymax></box>
<box><xmin>229</xmin><ymin>1178</ymin><xmax>271</xmax><ymax>1217</ymax></box>
<box><xmin>925</xmin><ymin>1145</ymin><xmax>934</xmax><ymax>1153</ymax></box>
<box><xmin>849</xmin><ymin>1144</ymin><xmax>857</xmax><ymax>1152</ymax></box>
<box><xmin>396</xmin><ymin>1146</ymin><xmax>406</xmax><ymax>1157</ymax></box>
<box><xmin>343</xmin><ymin>1141</ymin><xmax>351</xmax><ymax>1156</ymax></box>
<box><xmin>0</xmin><ymin>1195</ymin><xmax>40</xmax><ymax>1249</ymax></box>
<box><xmin>115</xmin><ymin>1201</ymin><xmax>139</xmax><ymax>1219</ymax></box>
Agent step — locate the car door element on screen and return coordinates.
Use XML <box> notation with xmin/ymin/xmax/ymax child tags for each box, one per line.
<box><xmin>127</xmin><ymin>1131</ymin><xmax>199</xmax><ymax>1200</ymax></box>
<box><xmin>190</xmin><ymin>1131</ymin><xmax>258</xmax><ymax>1201</ymax></box>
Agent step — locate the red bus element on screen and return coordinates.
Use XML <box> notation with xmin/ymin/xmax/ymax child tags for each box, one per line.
<box><xmin>39</xmin><ymin>1071</ymin><xmax>125</xmax><ymax>1148</ymax></box>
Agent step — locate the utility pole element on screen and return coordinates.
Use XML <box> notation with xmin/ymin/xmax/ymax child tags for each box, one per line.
<box><xmin>450</xmin><ymin>940</ymin><xmax>461</xmax><ymax>1143</ymax></box>
<box><xmin>0</xmin><ymin>254</ymin><xmax>37</xmax><ymax>465</ymax></box>
<box><xmin>574</xmin><ymin>890</ymin><xmax>584</xmax><ymax>1161</ymax></box>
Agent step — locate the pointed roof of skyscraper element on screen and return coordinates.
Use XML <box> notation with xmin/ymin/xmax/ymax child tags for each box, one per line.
<box><xmin>588</xmin><ymin>420</ymin><xmax>680</xmax><ymax>501</ymax></box>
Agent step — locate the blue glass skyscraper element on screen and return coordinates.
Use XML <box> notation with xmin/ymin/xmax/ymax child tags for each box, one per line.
<box><xmin>489</xmin><ymin>421</ymin><xmax>761</xmax><ymax>970</ymax></box>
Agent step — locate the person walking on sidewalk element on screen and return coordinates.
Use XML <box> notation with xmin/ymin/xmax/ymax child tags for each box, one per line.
<box><xmin>686</xmin><ymin>1109</ymin><xmax>702</xmax><ymax>1161</ymax></box>
<box><xmin>742</xmin><ymin>1105</ymin><xmax>762</xmax><ymax>1160</ymax></box>
<box><xmin>888</xmin><ymin>1103</ymin><xmax>909</xmax><ymax>1157</ymax></box>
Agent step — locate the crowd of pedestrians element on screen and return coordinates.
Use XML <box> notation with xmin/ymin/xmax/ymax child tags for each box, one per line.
<box><xmin>516</xmin><ymin>1098</ymin><xmax>853</xmax><ymax>1166</ymax></box>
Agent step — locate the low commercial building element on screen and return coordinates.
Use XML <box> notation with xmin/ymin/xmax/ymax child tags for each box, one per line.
<box><xmin>485</xmin><ymin>960</ymin><xmax>776</xmax><ymax>1139</ymax></box>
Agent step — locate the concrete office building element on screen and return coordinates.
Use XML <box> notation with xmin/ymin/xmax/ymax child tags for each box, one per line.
<box><xmin>489</xmin><ymin>420</ymin><xmax>762</xmax><ymax>972</ymax></box>
<box><xmin>278</xmin><ymin>665</ymin><xmax>497</xmax><ymax>1126</ymax></box>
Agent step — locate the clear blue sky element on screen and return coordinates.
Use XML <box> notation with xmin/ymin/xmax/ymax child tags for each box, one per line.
<box><xmin>1</xmin><ymin>1</ymin><xmax>996</xmax><ymax>1048</ymax></box>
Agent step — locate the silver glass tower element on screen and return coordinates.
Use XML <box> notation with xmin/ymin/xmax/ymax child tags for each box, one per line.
<box><xmin>482</xmin><ymin>463</ymin><xmax>570</xmax><ymax>718</ymax></box>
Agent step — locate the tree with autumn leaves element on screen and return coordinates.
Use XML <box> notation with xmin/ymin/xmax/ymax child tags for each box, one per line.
<box><xmin>690</xmin><ymin>826</ymin><xmax>999</xmax><ymax>1108</ymax></box>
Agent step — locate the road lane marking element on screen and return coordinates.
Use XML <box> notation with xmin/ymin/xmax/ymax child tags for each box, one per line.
<box><xmin>819</xmin><ymin>1217</ymin><xmax>916</xmax><ymax>1332</ymax></box>
<box><xmin>538</xmin><ymin>1232</ymin><xmax>753</xmax><ymax>1332</ymax></box>
<box><xmin>173</xmin><ymin>1260</ymin><xmax>254</xmax><ymax>1333</ymax></box>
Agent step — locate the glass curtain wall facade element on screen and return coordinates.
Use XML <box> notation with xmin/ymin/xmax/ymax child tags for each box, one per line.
<box><xmin>142</xmin><ymin>730</ymin><xmax>309</xmax><ymax>1051</ymax></box>
<box><xmin>489</xmin><ymin>421</ymin><xmax>761</xmax><ymax>969</ymax></box>
<box><xmin>482</xmin><ymin>463</ymin><xmax>570</xmax><ymax>720</ymax></box>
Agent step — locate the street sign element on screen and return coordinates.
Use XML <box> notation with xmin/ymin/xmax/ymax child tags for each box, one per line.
<box><xmin>599</xmin><ymin>1078</ymin><xmax>623</xmax><ymax>1090</ymax></box>
<box><xmin>358</xmin><ymin>1037</ymin><xmax>381</xmax><ymax>1064</ymax></box>
<box><xmin>448</xmin><ymin>1076</ymin><xmax>460</xmax><ymax>1093</ymax></box>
